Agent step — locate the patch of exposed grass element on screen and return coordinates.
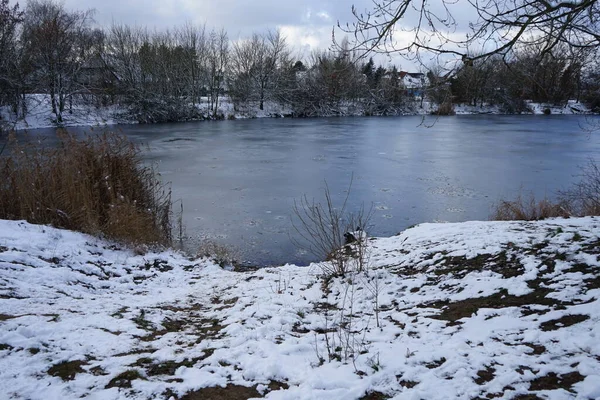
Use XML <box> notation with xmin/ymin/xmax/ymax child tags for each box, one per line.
<box><xmin>105</xmin><ymin>369</ymin><xmax>144</xmax><ymax>389</ymax></box>
<box><xmin>0</xmin><ymin>343</ymin><xmax>14</xmax><ymax>351</ymax></box>
<box><xmin>540</xmin><ymin>314</ymin><xmax>590</xmax><ymax>331</ymax></box>
<box><xmin>181</xmin><ymin>382</ymin><xmax>289</xmax><ymax>400</ymax></box>
<box><xmin>132</xmin><ymin>310</ymin><xmax>153</xmax><ymax>331</ymax></box>
<box><xmin>398</xmin><ymin>379</ymin><xmax>419</xmax><ymax>388</ymax></box>
<box><xmin>427</xmin><ymin>288</ymin><xmax>564</xmax><ymax>322</ymax></box>
<box><xmin>522</xmin><ymin>343</ymin><xmax>546</xmax><ymax>355</ymax></box>
<box><xmin>474</xmin><ymin>366</ymin><xmax>496</xmax><ymax>385</ymax></box>
<box><xmin>424</xmin><ymin>358</ymin><xmax>447</xmax><ymax>369</ymax></box>
<box><xmin>111</xmin><ymin>306</ymin><xmax>128</xmax><ymax>319</ymax></box>
<box><xmin>529</xmin><ymin>371</ymin><xmax>585</xmax><ymax>392</ymax></box>
<box><xmin>359</xmin><ymin>391</ymin><xmax>391</xmax><ymax>400</ymax></box>
<box><xmin>0</xmin><ymin>314</ymin><xmax>16</xmax><ymax>321</ymax></box>
<box><xmin>181</xmin><ymin>384</ymin><xmax>261</xmax><ymax>400</ymax></box>
<box><xmin>147</xmin><ymin>361</ymin><xmax>187</xmax><ymax>376</ymax></box>
<box><xmin>513</xmin><ymin>395</ymin><xmax>543</xmax><ymax>400</ymax></box>
<box><xmin>434</xmin><ymin>251</ymin><xmax>524</xmax><ymax>279</ymax></box>
<box><xmin>47</xmin><ymin>360</ymin><xmax>87</xmax><ymax>381</ymax></box>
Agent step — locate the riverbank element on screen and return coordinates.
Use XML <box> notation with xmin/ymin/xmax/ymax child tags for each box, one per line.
<box><xmin>1</xmin><ymin>217</ymin><xmax>599</xmax><ymax>399</ymax></box>
<box><xmin>1</xmin><ymin>94</ymin><xmax>592</xmax><ymax>132</ymax></box>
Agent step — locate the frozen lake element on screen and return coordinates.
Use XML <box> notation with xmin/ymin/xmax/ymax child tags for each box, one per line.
<box><xmin>26</xmin><ymin>114</ymin><xmax>600</xmax><ymax>266</ymax></box>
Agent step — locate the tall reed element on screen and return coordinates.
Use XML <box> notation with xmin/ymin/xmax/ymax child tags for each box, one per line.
<box><xmin>0</xmin><ymin>131</ymin><xmax>172</xmax><ymax>246</ymax></box>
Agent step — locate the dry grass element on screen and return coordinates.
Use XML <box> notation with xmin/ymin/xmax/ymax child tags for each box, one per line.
<box><xmin>559</xmin><ymin>160</ymin><xmax>600</xmax><ymax>216</ymax></box>
<box><xmin>292</xmin><ymin>177</ymin><xmax>372</xmax><ymax>276</ymax></box>
<box><xmin>491</xmin><ymin>192</ymin><xmax>570</xmax><ymax>221</ymax></box>
<box><xmin>0</xmin><ymin>131</ymin><xmax>172</xmax><ymax>246</ymax></box>
<box><xmin>196</xmin><ymin>240</ymin><xmax>239</xmax><ymax>268</ymax></box>
<box><xmin>495</xmin><ymin>160</ymin><xmax>600</xmax><ymax>222</ymax></box>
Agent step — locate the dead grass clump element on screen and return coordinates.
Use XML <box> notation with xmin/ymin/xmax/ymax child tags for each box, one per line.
<box><xmin>559</xmin><ymin>160</ymin><xmax>600</xmax><ymax>216</ymax></box>
<box><xmin>492</xmin><ymin>192</ymin><xmax>570</xmax><ymax>221</ymax></box>
<box><xmin>196</xmin><ymin>240</ymin><xmax>239</xmax><ymax>268</ymax></box>
<box><xmin>0</xmin><ymin>131</ymin><xmax>171</xmax><ymax>246</ymax></box>
<box><xmin>292</xmin><ymin>177</ymin><xmax>372</xmax><ymax>276</ymax></box>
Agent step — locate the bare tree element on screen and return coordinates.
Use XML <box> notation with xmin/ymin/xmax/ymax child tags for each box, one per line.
<box><xmin>450</xmin><ymin>55</ymin><xmax>501</xmax><ymax>107</ymax></box>
<box><xmin>582</xmin><ymin>58</ymin><xmax>600</xmax><ymax>112</ymax></box>
<box><xmin>21</xmin><ymin>0</ymin><xmax>98</xmax><ymax>123</ymax></box>
<box><xmin>290</xmin><ymin>39</ymin><xmax>366</xmax><ymax>117</ymax></box>
<box><xmin>175</xmin><ymin>22</ymin><xmax>207</xmax><ymax>107</ymax></box>
<box><xmin>106</xmin><ymin>23</ymin><xmax>207</xmax><ymax>122</ymax></box>
<box><xmin>343</xmin><ymin>0</ymin><xmax>600</xmax><ymax>66</ymax></box>
<box><xmin>0</xmin><ymin>0</ymin><xmax>24</xmax><ymax>128</ymax></box>
<box><xmin>106</xmin><ymin>23</ymin><xmax>149</xmax><ymax>121</ymax></box>
<box><xmin>255</xmin><ymin>30</ymin><xmax>288</xmax><ymax>110</ymax></box>
<box><xmin>206</xmin><ymin>28</ymin><xmax>229</xmax><ymax>118</ymax></box>
<box><xmin>228</xmin><ymin>33</ymin><xmax>258</xmax><ymax>108</ymax></box>
<box><xmin>509</xmin><ymin>44</ymin><xmax>588</xmax><ymax>104</ymax></box>
<box><xmin>229</xmin><ymin>30</ymin><xmax>289</xmax><ymax>111</ymax></box>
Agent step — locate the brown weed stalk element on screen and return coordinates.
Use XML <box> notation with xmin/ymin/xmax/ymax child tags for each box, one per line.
<box><xmin>0</xmin><ymin>131</ymin><xmax>171</xmax><ymax>246</ymax></box>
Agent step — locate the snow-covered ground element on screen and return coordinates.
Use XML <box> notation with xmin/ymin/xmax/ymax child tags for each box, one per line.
<box><xmin>0</xmin><ymin>95</ymin><xmax>292</xmax><ymax>131</ymax></box>
<box><xmin>414</xmin><ymin>100</ymin><xmax>590</xmax><ymax>116</ymax></box>
<box><xmin>1</xmin><ymin>217</ymin><xmax>599</xmax><ymax>399</ymax></box>
<box><xmin>0</xmin><ymin>94</ymin><xmax>128</xmax><ymax>131</ymax></box>
<box><xmin>1</xmin><ymin>95</ymin><xmax>592</xmax><ymax>132</ymax></box>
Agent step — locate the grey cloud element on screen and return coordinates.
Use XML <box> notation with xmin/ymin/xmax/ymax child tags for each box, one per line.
<box><xmin>65</xmin><ymin>0</ymin><xmax>360</xmax><ymax>34</ymax></box>
<box><xmin>60</xmin><ymin>0</ymin><xmax>475</xmax><ymax>69</ymax></box>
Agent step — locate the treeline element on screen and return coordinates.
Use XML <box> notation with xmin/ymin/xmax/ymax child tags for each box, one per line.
<box><xmin>442</xmin><ymin>46</ymin><xmax>600</xmax><ymax>114</ymax></box>
<box><xmin>1</xmin><ymin>0</ymin><xmax>599</xmax><ymax>128</ymax></box>
<box><xmin>0</xmin><ymin>0</ymin><xmax>410</xmax><ymax>126</ymax></box>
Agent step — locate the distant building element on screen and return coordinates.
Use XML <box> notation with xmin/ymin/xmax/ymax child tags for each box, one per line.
<box><xmin>398</xmin><ymin>71</ymin><xmax>428</xmax><ymax>98</ymax></box>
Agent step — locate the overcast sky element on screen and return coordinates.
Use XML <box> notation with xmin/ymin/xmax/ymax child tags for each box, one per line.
<box><xmin>55</xmin><ymin>0</ymin><xmax>477</xmax><ymax>70</ymax></box>
<box><xmin>61</xmin><ymin>0</ymin><xmax>359</xmax><ymax>57</ymax></box>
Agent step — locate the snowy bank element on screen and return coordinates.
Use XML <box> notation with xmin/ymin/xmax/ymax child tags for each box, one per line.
<box><xmin>415</xmin><ymin>100</ymin><xmax>591</xmax><ymax>116</ymax></box>
<box><xmin>0</xmin><ymin>95</ymin><xmax>292</xmax><ymax>131</ymax></box>
<box><xmin>1</xmin><ymin>95</ymin><xmax>592</xmax><ymax>132</ymax></box>
<box><xmin>1</xmin><ymin>218</ymin><xmax>599</xmax><ymax>399</ymax></box>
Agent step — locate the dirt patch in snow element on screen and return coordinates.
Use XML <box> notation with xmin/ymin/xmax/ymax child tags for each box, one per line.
<box><xmin>47</xmin><ymin>360</ymin><xmax>88</xmax><ymax>381</ymax></box>
<box><xmin>359</xmin><ymin>391</ymin><xmax>391</xmax><ymax>400</ymax></box>
<box><xmin>105</xmin><ymin>370</ymin><xmax>145</xmax><ymax>389</ymax></box>
<box><xmin>529</xmin><ymin>371</ymin><xmax>585</xmax><ymax>392</ymax></box>
<box><xmin>540</xmin><ymin>314</ymin><xmax>590</xmax><ymax>331</ymax></box>
<box><xmin>474</xmin><ymin>366</ymin><xmax>496</xmax><ymax>385</ymax></box>
<box><xmin>0</xmin><ymin>314</ymin><xmax>17</xmax><ymax>321</ymax></box>
<box><xmin>434</xmin><ymin>251</ymin><xmax>525</xmax><ymax>278</ymax></box>
<box><xmin>179</xmin><ymin>381</ymin><xmax>289</xmax><ymax>400</ymax></box>
<box><xmin>426</xmin><ymin>288</ymin><xmax>563</xmax><ymax>322</ymax></box>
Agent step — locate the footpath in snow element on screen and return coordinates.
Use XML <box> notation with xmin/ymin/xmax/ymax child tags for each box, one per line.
<box><xmin>1</xmin><ymin>218</ymin><xmax>599</xmax><ymax>399</ymax></box>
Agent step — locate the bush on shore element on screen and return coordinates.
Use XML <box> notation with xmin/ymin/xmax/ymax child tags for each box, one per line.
<box><xmin>559</xmin><ymin>160</ymin><xmax>600</xmax><ymax>216</ymax></box>
<box><xmin>492</xmin><ymin>161</ymin><xmax>600</xmax><ymax>221</ymax></box>
<box><xmin>492</xmin><ymin>192</ymin><xmax>570</xmax><ymax>221</ymax></box>
<box><xmin>431</xmin><ymin>101</ymin><xmax>455</xmax><ymax>116</ymax></box>
<box><xmin>0</xmin><ymin>131</ymin><xmax>172</xmax><ymax>246</ymax></box>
